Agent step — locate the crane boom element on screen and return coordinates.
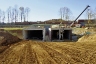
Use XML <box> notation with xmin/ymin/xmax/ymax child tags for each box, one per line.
<box><xmin>70</xmin><ymin>5</ymin><xmax>90</xmax><ymax>27</ymax></box>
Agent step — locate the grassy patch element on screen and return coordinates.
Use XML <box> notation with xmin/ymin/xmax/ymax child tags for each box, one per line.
<box><xmin>3</xmin><ymin>28</ymin><xmax>23</xmax><ymax>30</ymax></box>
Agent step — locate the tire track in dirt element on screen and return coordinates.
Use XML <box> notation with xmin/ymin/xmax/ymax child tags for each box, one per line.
<box><xmin>38</xmin><ymin>43</ymin><xmax>75</xmax><ymax>64</ymax></box>
<box><xmin>54</xmin><ymin>43</ymin><xmax>96</xmax><ymax>63</ymax></box>
<box><xmin>31</xmin><ymin>42</ymin><xmax>57</xmax><ymax>64</ymax></box>
<box><xmin>18</xmin><ymin>43</ymin><xmax>28</xmax><ymax>64</ymax></box>
<box><xmin>39</xmin><ymin>43</ymin><xmax>76</xmax><ymax>63</ymax></box>
<box><xmin>0</xmin><ymin>42</ymin><xmax>26</xmax><ymax>64</ymax></box>
<box><xmin>0</xmin><ymin>41</ymin><xmax>39</xmax><ymax>64</ymax></box>
<box><xmin>0</xmin><ymin>40</ymin><xmax>96</xmax><ymax>64</ymax></box>
<box><xmin>43</xmin><ymin>43</ymin><xmax>94</xmax><ymax>64</ymax></box>
<box><xmin>24</xmin><ymin>42</ymin><xmax>39</xmax><ymax>64</ymax></box>
<box><xmin>7</xmin><ymin>41</ymin><xmax>39</xmax><ymax>64</ymax></box>
<box><xmin>0</xmin><ymin>43</ymin><xmax>21</xmax><ymax>63</ymax></box>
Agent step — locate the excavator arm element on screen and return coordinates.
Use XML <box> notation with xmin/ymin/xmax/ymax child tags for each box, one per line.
<box><xmin>70</xmin><ymin>5</ymin><xmax>90</xmax><ymax>27</ymax></box>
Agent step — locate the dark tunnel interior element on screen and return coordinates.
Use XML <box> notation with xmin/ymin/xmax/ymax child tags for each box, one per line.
<box><xmin>51</xmin><ymin>30</ymin><xmax>59</xmax><ymax>40</ymax></box>
<box><xmin>27</xmin><ymin>30</ymin><xmax>43</xmax><ymax>40</ymax></box>
<box><xmin>51</xmin><ymin>30</ymin><xmax>71</xmax><ymax>40</ymax></box>
<box><xmin>63</xmin><ymin>30</ymin><xmax>70</xmax><ymax>39</ymax></box>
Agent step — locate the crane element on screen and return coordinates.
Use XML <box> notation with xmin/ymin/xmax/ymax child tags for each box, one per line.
<box><xmin>70</xmin><ymin>5</ymin><xmax>90</xmax><ymax>27</ymax></box>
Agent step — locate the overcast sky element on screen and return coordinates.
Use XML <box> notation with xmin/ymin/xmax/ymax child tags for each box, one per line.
<box><xmin>0</xmin><ymin>0</ymin><xmax>96</xmax><ymax>22</ymax></box>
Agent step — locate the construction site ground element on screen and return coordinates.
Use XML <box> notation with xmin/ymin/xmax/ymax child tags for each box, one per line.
<box><xmin>0</xmin><ymin>28</ymin><xmax>96</xmax><ymax>64</ymax></box>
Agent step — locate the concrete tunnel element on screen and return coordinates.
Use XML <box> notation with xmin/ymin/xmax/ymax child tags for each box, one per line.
<box><xmin>23</xmin><ymin>28</ymin><xmax>45</xmax><ymax>40</ymax></box>
<box><xmin>23</xmin><ymin>27</ymin><xmax>72</xmax><ymax>41</ymax></box>
<box><xmin>50</xmin><ymin>28</ymin><xmax>72</xmax><ymax>40</ymax></box>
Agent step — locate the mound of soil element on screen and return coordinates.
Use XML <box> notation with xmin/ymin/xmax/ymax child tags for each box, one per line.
<box><xmin>0</xmin><ymin>46</ymin><xmax>8</xmax><ymax>53</ymax></box>
<box><xmin>0</xmin><ymin>41</ymin><xmax>96</xmax><ymax>64</ymax></box>
<box><xmin>78</xmin><ymin>34</ymin><xmax>96</xmax><ymax>42</ymax></box>
<box><xmin>8</xmin><ymin>30</ymin><xmax>23</xmax><ymax>39</ymax></box>
<box><xmin>0</xmin><ymin>31</ymin><xmax>21</xmax><ymax>46</ymax></box>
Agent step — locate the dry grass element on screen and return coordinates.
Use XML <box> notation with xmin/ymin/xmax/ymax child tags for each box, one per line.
<box><xmin>3</xmin><ymin>28</ymin><xmax>23</xmax><ymax>30</ymax></box>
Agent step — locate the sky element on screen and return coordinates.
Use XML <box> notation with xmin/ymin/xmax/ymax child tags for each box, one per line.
<box><xmin>0</xmin><ymin>0</ymin><xmax>96</xmax><ymax>22</ymax></box>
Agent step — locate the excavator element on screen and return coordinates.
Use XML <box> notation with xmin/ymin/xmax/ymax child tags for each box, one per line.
<box><xmin>70</xmin><ymin>5</ymin><xmax>90</xmax><ymax>27</ymax></box>
<box><xmin>59</xmin><ymin>5</ymin><xmax>90</xmax><ymax>41</ymax></box>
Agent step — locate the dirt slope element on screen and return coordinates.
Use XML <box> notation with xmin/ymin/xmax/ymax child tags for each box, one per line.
<box><xmin>0</xmin><ymin>31</ymin><xmax>21</xmax><ymax>53</ymax></box>
<box><xmin>78</xmin><ymin>34</ymin><xmax>96</xmax><ymax>42</ymax></box>
<box><xmin>0</xmin><ymin>31</ymin><xmax>21</xmax><ymax>46</ymax></box>
<box><xmin>0</xmin><ymin>40</ymin><xmax>96</xmax><ymax>64</ymax></box>
<box><xmin>8</xmin><ymin>30</ymin><xmax>23</xmax><ymax>39</ymax></box>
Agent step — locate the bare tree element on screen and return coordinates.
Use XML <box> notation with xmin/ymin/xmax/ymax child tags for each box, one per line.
<box><xmin>0</xmin><ymin>5</ymin><xmax>30</xmax><ymax>24</ymax></box>
<box><xmin>86</xmin><ymin>8</ymin><xmax>93</xmax><ymax>24</ymax></box>
<box><xmin>19</xmin><ymin>7</ymin><xmax>24</xmax><ymax>22</ymax></box>
<box><xmin>25</xmin><ymin>7</ymin><xmax>30</xmax><ymax>22</ymax></box>
<box><xmin>19</xmin><ymin>7</ymin><xmax>30</xmax><ymax>22</ymax></box>
<box><xmin>70</xmin><ymin>16</ymin><xmax>75</xmax><ymax>21</ymax></box>
<box><xmin>59</xmin><ymin>7</ymin><xmax>72</xmax><ymax>21</ymax></box>
<box><xmin>23</xmin><ymin>8</ymin><xmax>26</xmax><ymax>22</ymax></box>
<box><xmin>60</xmin><ymin>8</ymin><xmax>63</xmax><ymax>19</ymax></box>
<box><xmin>11</xmin><ymin>8</ymin><xmax>15</xmax><ymax>23</ymax></box>
<box><xmin>14</xmin><ymin>5</ymin><xmax>18</xmax><ymax>23</ymax></box>
<box><xmin>2</xmin><ymin>11</ymin><xmax>5</xmax><ymax>23</ymax></box>
<box><xmin>7</xmin><ymin>6</ymin><xmax>12</xmax><ymax>23</ymax></box>
<box><xmin>93</xmin><ymin>8</ymin><xmax>96</xmax><ymax>23</ymax></box>
<box><xmin>0</xmin><ymin>9</ymin><xmax>2</xmax><ymax>23</ymax></box>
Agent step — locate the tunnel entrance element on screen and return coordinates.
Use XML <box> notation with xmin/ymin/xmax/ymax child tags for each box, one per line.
<box><xmin>51</xmin><ymin>30</ymin><xmax>59</xmax><ymax>40</ymax></box>
<box><xmin>26</xmin><ymin>30</ymin><xmax>43</xmax><ymax>40</ymax></box>
<box><xmin>63</xmin><ymin>30</ymin><xmax>71</xmax><ymax>40</ymax></box>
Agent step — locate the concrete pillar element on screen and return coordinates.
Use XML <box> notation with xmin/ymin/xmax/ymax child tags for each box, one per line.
<box><xmin>59</xmin><ymin>29</ymin><xmax>61</xmax><ymax>40</ymax></box>
<box><xmin>49</xmin><ymin>28</ymin><xmax>51</xmax><ymax>41</ymax></box>
<box><xmin>23</xmin><ymin>30</ymin><xmax>27</xmax><ymax>39</ymax></box>
<box><xmin>43</xmin><ymin>28</ymin><xmax>45</xmax><ymax>41</ymax></box>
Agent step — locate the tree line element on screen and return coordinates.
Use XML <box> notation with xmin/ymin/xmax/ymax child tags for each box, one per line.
<box><xmin>0</xmin><ymin>5</ymin><xmax>30</xmax><ymax>24</ymax></box>
<box><xmin>59</xmin><ymin>6</ymin><xmax>96</xmax><ymax>22</ymax></box>
<box><xmin>1</xmin><ymin>5</ymin><xmax>96</xmax><ymax>24</ymax></box>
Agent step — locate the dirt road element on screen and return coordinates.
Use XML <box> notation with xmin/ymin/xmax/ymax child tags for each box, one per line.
<box><xmin>0</xmin><ymin>40</ymin><xmax>96</xmax><ymax>64</ymax></box>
